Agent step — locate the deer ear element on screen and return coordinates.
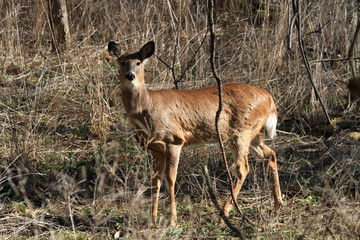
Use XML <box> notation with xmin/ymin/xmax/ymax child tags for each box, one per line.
<box><xmin>138</xmin><ymin>41</ymin><xmax>155</xmax><ymax>61</ymax></box>
<box><xmin>108</xmin><ymin>41</ymin><xmax>121</xmax><ymax>58</ymax></box>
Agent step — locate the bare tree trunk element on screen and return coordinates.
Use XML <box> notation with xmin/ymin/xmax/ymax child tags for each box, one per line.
<box><xmin>59</xmin><ymin>0</ymin><xmax>71</xmax><ymax>50</ymax></box>
<box><xmin>347</xmin><ymin>19</ymin><xmax>360</xmax><ymax>97</ymax></box>
<box><xmin>48</xmin><ymin>0</ymin><xmax>71</xmax><ymax>52</ymax></box>
<box><xmin>33</xmin><ymin>0</ymin><xmax>46</xmax><ymax>48</ymax></box>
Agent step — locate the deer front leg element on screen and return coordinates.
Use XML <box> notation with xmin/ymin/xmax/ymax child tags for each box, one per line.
<box><xmin>165</xmin><ymin>144</ymin><xmax>182</xmax><ymax>226</ymax></box>
<box><xmin>149</xmin><ymin>150</ymin><xmax>166</xmax><ymax>227</ymax></box>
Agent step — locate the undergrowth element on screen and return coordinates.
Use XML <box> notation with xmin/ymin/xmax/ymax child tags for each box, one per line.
<box><xmin>0</xmin><ymin>0</ymin><xmax>360</xmax><ymax>239</ymax></box>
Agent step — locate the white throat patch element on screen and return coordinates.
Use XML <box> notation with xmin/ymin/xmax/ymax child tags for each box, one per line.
<box><xmin>122</xmin><ymin>80</ymin><xmax>140</xmax><ymax>90</ymax></box>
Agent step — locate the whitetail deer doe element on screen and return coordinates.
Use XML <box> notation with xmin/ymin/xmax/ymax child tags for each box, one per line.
<box><xmin>108</xmin><ymin>41</ymin><xmax>283</xmax><ymax>226</ymax></box>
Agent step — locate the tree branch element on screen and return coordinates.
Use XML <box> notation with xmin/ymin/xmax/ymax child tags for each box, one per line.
<box><xmin>155</xmin><ymin>30</ymin><xmax>208</xmax><ymax>89</ymax></box>
<box><xmin>172</xmin><ymin>30</ymin><xmax>180</xmax><ymax>89</ymax></box>
<box><xmin>174</xmin><ymin>30</ymin><xmax>208</xmax><ymax>87</ymax></box>
<box><xmin>207</xmin><ymin>0</ymin><xmax>253</xmax><ymax>235</ymax></box>
<box><xmin>202</xmin><ymin>165</ymin><xmax>245</xmax><ymax>239</ymax></box>
<box><xmin>207</xmin><ymin>0</ymin><xmax>234</xmax><ymax>217</ymax></box>
<box><xmin>292</xmin><ymin>0</ymin><xmax>332</xmax><ymax>125</ymax></box>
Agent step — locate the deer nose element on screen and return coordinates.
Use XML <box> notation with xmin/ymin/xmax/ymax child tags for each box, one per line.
<box><xmin>125</xmin><ymin>72</ymin><xmax>135</xmax><ymax>81</ymax></box>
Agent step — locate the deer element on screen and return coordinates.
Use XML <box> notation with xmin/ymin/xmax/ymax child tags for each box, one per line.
<box><xmin>108</xmin><ymin>40</ymin><xmax>283</xmax><ymax>227</ymax></box>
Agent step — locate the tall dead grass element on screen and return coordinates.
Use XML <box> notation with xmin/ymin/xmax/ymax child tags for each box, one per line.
<box><xmin>0</xmin><ymin>0</ymin><xmax>359</xmax><ymax>239</ymax></box>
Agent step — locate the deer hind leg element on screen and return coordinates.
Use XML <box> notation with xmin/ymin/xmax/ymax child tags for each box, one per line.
<box><xmin>165</xmin><ymin>144</ymin><xmax>182</xmax><ymax>226</ymax></box>
<box><xmin>223</xmin><ymin>140</ymin><xmax>250</xmax><ymax>217</ymax></box>
<box><xmin>149</xmin><ymin>150</ymin><xmax>166</xmax><ymax>226</ymax></box>
<box><xmin>250</xmin><ymin>134</ymin><xmax>283</xmax><ymax>211</ymax></box>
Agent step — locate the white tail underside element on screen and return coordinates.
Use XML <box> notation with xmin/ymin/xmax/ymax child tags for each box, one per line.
<box><xmin>264</xmin><ymin>111</ymin><xmax>277</xmax><ymax>139</ymax></box>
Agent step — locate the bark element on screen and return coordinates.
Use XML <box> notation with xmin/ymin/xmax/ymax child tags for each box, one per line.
<box><xmin>33</xmin><ymin>0</ymin><xmax>45</xmax><ymax>48</ymax></box>
<box><xmin>347</xmin><ymin>19</ymin><xmax>360</xmax><ymax>97</ymax></box>
<box><xmin>48</xmin><ymin>0</ymin><xmax>71</xmax><ymax>52</ymax></box>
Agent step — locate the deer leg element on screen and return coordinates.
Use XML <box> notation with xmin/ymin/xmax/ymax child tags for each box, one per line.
<box><xmin>265</xmin><ymin>150</ymin><xmax>283</xmax><ymax>211</ymax></box>
<box><xmin>223</xmin><ymin>146</ymin><xmax>250</xmax><ymax>217</ymax></box>
<box><xmin>165</xmin><ymin>144</ymin><xmax>182</xmax><ymax>226</ymax></box>
<box><xmin>149</xmin><ymin>150</ymin><xmax>166</xmax><ymax>226</ymax></box>
<box><xmin>250</xmin><ymin>134</ymin><xmax>283</xmax><ymax>211</ymax></box>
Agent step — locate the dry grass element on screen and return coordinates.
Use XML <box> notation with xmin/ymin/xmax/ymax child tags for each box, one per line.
<box><xmin>0</xmin><ymin>0</ymin><xmax>360</xmax><ymax>239</ymax></box>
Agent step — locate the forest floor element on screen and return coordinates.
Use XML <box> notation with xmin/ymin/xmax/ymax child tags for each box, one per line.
<box><xmin>0</xmin><ymin>53</ymin><xmax>359</xmax><ymax>239</ymax></box>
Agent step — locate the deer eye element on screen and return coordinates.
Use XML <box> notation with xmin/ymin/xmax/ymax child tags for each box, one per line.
<box><xmin>136</xmin><ymin>61</ymin><xmax>141</xmax><ymax>66</ymax></box>
<box><xmin>121</xmin><ymin>62</ymin><xmax>125</xmax><ymax>67</ymax></box>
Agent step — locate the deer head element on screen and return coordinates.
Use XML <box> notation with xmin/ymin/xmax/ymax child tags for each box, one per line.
<box><xmin>108</xmin><ymin>41</ymin><xmax>155</xmax><ymax>90</ymax></box>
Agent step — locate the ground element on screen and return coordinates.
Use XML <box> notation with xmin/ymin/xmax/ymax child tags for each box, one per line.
<box><xmin>1</xmin><ymin>0</ymin><xmax>360</xmax><ymax>239</ymax></box>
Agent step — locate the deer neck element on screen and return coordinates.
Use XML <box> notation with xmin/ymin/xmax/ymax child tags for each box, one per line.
<box><xmin>121</xmin><ymin>84</ymin><xmax>152</xmax><ymax>119</ymax></box>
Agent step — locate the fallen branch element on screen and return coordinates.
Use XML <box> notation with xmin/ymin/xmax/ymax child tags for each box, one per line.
<box><xmin>310</xmin><ymin>56</ymin><xmax>360</xmax><ymax>64</ymax></box>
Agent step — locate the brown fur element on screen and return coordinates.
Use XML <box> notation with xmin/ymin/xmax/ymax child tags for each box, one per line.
<box><xmin>108</xmin><ymin>41</ymin><xmax>283</xmax><ymax>226</ymax></box>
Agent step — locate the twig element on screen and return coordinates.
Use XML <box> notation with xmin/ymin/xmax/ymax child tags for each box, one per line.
<box><xmin>276</xmin><ymin>129</ymin><xmax>301</xmax><ymax>137</ymax></box>
<box><xmin>166</xmin><ymin>0</ymin><xmax>177</xmax><ymax>40</ymax></box>
<box><xmin>286</xmin><ymin>11</ymin><xmax>298</xmax><ymax>50</ymax></box>
<box><xmin>304</xmin><ymin>20</ymin><xmax>330</xmax><ymax>36</ymax></box>
<box><xmin>67</xmin><ymin>195</ymin><xmax>76</xmax><ymax>239</ymax></box>
<box><xmin>155</xmin><ymin>55</ymin><xmax>171</xmax><ymax>70</ymax></box>
<box><xmin>155</xmin><ymin>30</ymin><xmax>208</xmax><ymax>89</ymax></box>
<box><xmin>172</xmin><ymin>30</ymin><xmax>180</xmax><ymax>89</ymax></box>
<box><xmin>310</xmin><ymin>56</ymin><xmax>360</xmax><ymax>63</ymax></box>
<box><xmin>174</xmin><ymin>30</ymin><xmax>208</xmax><ymax>87</ymax></box>
<box><xmin>207</xmin><ymin>0</ymin><xmax>254</xmax><ymax>232</ymax></box>
<box><xmin>325</xmin><ymin>226</ymin><xmax>336</xmax><ymax>240</ymax></box>
<box><xmin>202</xmin><ymin>165</ymin><xmax>245</xmax><ymax>239</ymax></box>
<box><xmin>207</xmin><ymin>0</ymin><xmax>234</xmax><ymax>215</ymax></box>
<box><xmin>14</xmin><ymin>6</ymin><xmax>25</xmax><ymax>70</ymax></box>
<box><xmin>292</xmin><ymin>0</ymin><xmax>332</xmax><ymax>125</ymax></box>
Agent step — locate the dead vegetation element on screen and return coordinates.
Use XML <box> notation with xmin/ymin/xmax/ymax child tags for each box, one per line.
<box><xmin>0</xmin><ymin>0</ymin><xmax>360</xmax><ymax>239</ymax></box>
